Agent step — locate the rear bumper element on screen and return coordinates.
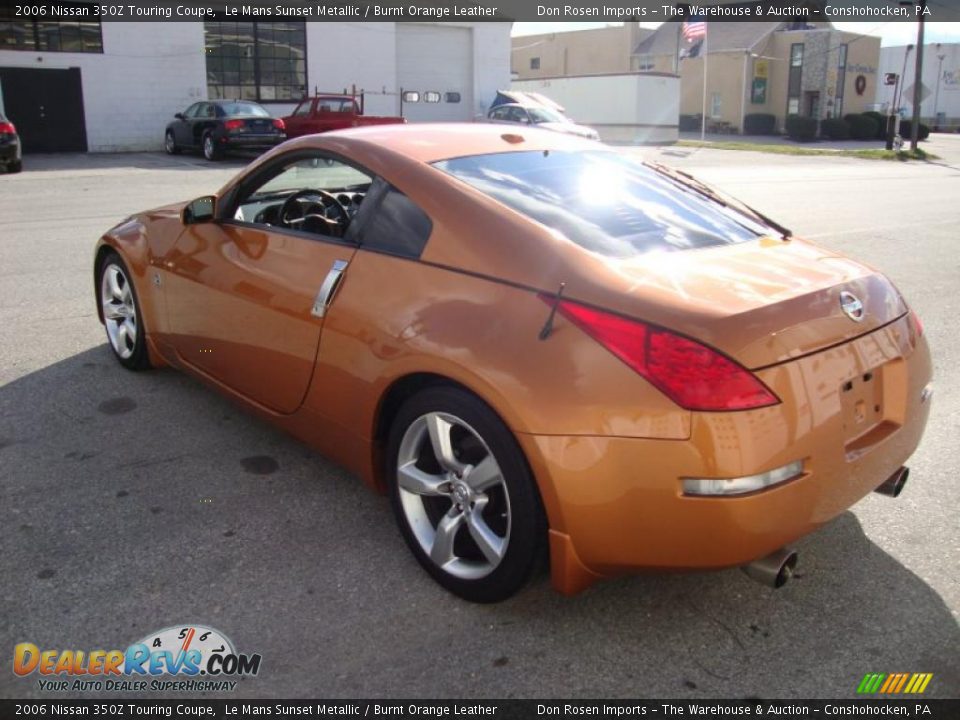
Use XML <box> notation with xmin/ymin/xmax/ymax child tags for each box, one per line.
<box><xmin>220</xmin><ymin>134</ymin><xmax>285</xmax><ymax>151</ymax></box>
<box><xmin>519</xmin><ymin>315</ymin><xmax>933</xmax><ymax>594</ymax></box>
<box><xmin>0</xmin><ymin>140</ymin><xmax>20</xmax><ymax>163</ymax></box>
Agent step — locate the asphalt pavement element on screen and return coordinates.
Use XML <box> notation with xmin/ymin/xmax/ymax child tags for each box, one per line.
<box><xmin>1</xmin><ymin>138</ymin><xmax>958</xmax><ymax>700</ymax></box>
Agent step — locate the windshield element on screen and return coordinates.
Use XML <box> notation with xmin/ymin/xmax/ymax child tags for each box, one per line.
<box><xmin>433</xmin><ymin>151</ymin><xmax>771</xmax><ymax>258</ymax></box>
<box><xmin>527</xmin><ymin>107</ymin><xmax>566</xmax><ymax>124</ymax></box>
<box><xmin>217</xmin><ymin>102</ymin><xmax>270</xmax><ymax>118</ymax></box>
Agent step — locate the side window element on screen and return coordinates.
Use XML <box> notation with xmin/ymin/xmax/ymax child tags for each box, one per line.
<box><xmin>184</xmin><ymin>103</ymin><xmax>202</xmax><ymax>118</ymax></box>
<box><xmin>293</xmin><ymin>100</ymin><xmax>312</xmax><ymax>116</ymax></box>
<box><xmin>359</xmin><ymin>182</ymin><xmax>432</xmax><ymax>258</ymax></box>
<box><xmin>490</xmin><ymin>107</ymin><xmax>506</xmax><ymax>120</ymax></box>
<box><xmin>202</xmin><ymin>104</ymin><xmax>216</xmax><ymax>119</ymax></box>
<box><xmin>507</xmin><ymin>107</ymin><xmax>528</xmax><ymax>123</ymax></box>
<box><xmin>230</xmin><ymin>152</ymin><xmax>373</xmax><ymax>240</ymax></box>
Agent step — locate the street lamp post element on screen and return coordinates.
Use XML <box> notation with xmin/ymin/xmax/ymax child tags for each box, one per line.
<box><xmin>933</xmin><ymin>49</ymin><xmax>946</xmax><ymax>130</ymax></box>
<box><xmin>909</xmin><ymin>1</ymin><xmax>926</xmax><ymax>151</ymax></box>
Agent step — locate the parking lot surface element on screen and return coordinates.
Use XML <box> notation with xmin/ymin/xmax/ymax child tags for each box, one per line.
<box><xmin>1</xmin><ymin>139</ymin><xmax>958</xmax><ymax>699</ymax></box>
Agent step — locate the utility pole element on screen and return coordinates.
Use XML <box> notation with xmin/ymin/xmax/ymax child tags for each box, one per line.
<box><xmin>910</xmin><ymin>3</ymin><xmax>926</xmax><ymax>151</ymax></box>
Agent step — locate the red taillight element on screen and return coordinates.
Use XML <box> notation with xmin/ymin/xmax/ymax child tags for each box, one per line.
<box><xmin>224</xmin><ymin>119</ymin><xmax>244</xmax><ymax>131</ymax></box>
<box><xmin>540</xmin><ymin>296</ymin><xmax>780</xmax><ymax>412</ymax></box>
<box><xmin>0</xmin><ymin>121</ymin><xmax>15</xmax><ymax>134</ymax></box>
<box><xmin>272</xmin><ymin>118</ymin><xmax>285</xmax><ymax>131</ymax></box>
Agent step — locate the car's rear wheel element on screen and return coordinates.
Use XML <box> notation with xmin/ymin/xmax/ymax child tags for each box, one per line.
<box><xmin>8</xmin><ymin>159</ymin><xmax>22</xmax><ymax>173</ymax></box>
<box><xmin>164</xmin><ymin>131</ymin><xmax>179</xmax><ymax>155</ymax></box>
<box><xmin>98</xmin><ymin>252</ymin><xmax>150</xmax><ymax>370</ymax></box>
<box><xmin>202</xmin><ymin>132</ymin><xmax>221</xmax><ymax>161</ymax></box>
<box><xmin>386</xmin><ymin>386</ymin><xmax>546</xmax><ymax>603</ymax></box>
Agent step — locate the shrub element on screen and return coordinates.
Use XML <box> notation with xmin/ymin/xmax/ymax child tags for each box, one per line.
<box><xmin>843</xmin><ymin>114</ymin><xmax>879</xmax><ymax>140</ymax></box>
<box><xmin>679</xmin><ymin>114</ymin><xmax>702</xmax><ymax>132</ymax></box>
<box><xmin>785</xmin><ymin>115</ymin><xmax>817</xmax><ymax>142</ymax></box>
<box><xmin>898</xmin><ymin>119</ymin><xmax>930</xmax><ymax>141</ymax></box>
<box><xmin>820</xmin><ymin>117</ymin><xmax>850</xmax><ymax>140</ymax></box>
<box><xmin>862</xmin><ymin>111</ymin><xmax>888</xmax><ymax>140</ymax></box>
<box><xmin>743</xmin><ymin>113</ymin><xmax>776</xmax><ymax>135</ymax></box>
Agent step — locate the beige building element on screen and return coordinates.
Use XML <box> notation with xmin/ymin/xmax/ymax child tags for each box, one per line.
<box><xmin>512</xmin><ymin>24</ymin><xmax>653</xmax><ymax>79</ymax></box>
<box><xmin>634</xmin><ymin>20</ymin><xmax>882</xmax><ymax>134</ymax></box>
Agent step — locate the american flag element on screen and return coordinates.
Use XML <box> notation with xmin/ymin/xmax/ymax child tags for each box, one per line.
<box><xmin>682</xmin><ymin>19</ymin><xmax>707</xmax><ymax>41</ymax></box>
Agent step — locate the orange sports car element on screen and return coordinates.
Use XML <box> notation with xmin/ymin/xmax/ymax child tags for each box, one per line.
<box><xmin>94</xmin><ymin>124</ymin><xmax>932</xmax><ymax>602</ymax></box>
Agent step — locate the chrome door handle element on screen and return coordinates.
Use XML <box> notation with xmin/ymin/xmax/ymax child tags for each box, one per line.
<box><xmin>311</xmin><ymin>259</ymin><xmax>348</xmax><ymax>318</ymax></box>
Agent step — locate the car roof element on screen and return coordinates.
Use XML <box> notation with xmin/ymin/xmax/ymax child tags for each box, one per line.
<box><xmin>295</xmin><ymin>122</ymin><xmax>599</xmax><ymax>164</ymax></box>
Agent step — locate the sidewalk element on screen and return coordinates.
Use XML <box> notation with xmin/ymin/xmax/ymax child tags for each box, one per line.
<box><xmin>679</xmin><ymin>131</ymin><xmax>888</xmax><ymax>151</ymax></box>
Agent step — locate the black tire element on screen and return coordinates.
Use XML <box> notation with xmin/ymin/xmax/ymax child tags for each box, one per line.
<box><xmin>97</xmin><ymin>251</ymin><xmax>151</xmax><ymax>371</ymax></box>
<box><xmin>8</xmin><ymin>159</ymin><xmax>22</xmax><ymax>173</ymax></box>
<box><xmin>202</xmin><ymin>132</ymin><xmax>221</xmax><ymax>161</ymax></box>
<box><xmin>386</xmin><ymin>385</ymin><xmax>546</xmax><ymax>603</ymax></box>
<box><xmin>164</xmin><ymin>130</ymin><xmax>180</xmax><ymax>155</ymax></box>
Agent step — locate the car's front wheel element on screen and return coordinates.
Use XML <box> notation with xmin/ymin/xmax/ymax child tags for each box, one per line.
<box><xmin>386</xmin><ymin>386</ymin><xmax>546</xmax><ymax>602</ymax></box>
<box><xmin>164</xmin><ymin>131</ymin><xmax>179</xmax><ymax>155</ymax></box>
<box><xmin>98</xmin><ymin>252</ymin><xmax>150</xmax><ymax>370</ymax></box>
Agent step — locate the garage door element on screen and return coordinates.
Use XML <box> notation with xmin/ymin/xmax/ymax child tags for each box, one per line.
<box><xmin>397</xmin><ymin>24</ymin><xmax>473</xmax><ymax>122</ymax></box>
<box><xmin>0</xmin><ymin>67</ymin><xmax>87</xmax><ymax>153</ymax></box>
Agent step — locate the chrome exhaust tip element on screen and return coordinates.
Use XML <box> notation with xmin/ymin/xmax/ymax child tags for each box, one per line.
<box><xmin>875</xmin><ymin>466</ymin><xmax>909</xmax><ymax>498</ymax></box>
<box><xmin>742</xmin><ymin>547</ymin><xmax>798</xmax><ymax>589</ymax></box>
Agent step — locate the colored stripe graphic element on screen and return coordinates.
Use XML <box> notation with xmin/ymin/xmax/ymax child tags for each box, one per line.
<box><xmin>858</xmin><ymin>673</ymin><xmax>932</xmax><ymax>694</ymax></box>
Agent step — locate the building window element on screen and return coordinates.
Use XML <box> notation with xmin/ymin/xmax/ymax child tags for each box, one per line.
<box><xmin>710</xmin><ymin>92</ymin><xmax>722</xmax><ymax>119</ymax></box>
<box><xmin>444</xmin><ymin>92</ymin><xmax>461</xmax><ymax>103</ymax></box>
<box><xmin>834</xmin><ymin>43</ymin><xmax>848</xmax><ymax>118</ymax></box>
<box><xmin>530</xmin><ymin>57</ymin><xmax>540</xmax><ymax>70</ymax></box>
<box><xmin>787</xmin><ymin>43</ymin><xmax>804</xmax><ymax>116</ymax></box>
<box><xmin>0</xmin><ymin>9</ymin><xmax>102</xmax><ymax>53</ymax></box>
<box><xmin>632</xmin><ymin>56</ymin><xmax>655</xmax><ymax>72</ymax></box>
<box><xmin>204</xmin><ymin>21</ymin><xmax>306</xmax><ymax>103</ymax></box>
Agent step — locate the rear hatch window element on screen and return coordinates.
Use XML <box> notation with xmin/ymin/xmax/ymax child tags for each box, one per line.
<box><xmin>433</xmin><ymin>150</ymin><xmax>771</xmax><ymax>258</ymax></box>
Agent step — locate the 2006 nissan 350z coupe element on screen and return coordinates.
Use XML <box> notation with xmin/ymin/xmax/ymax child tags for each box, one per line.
<box><xmin>94</xmin><ymin>125</ymin><xmax>932</xmax><ymax>602</ymax></box>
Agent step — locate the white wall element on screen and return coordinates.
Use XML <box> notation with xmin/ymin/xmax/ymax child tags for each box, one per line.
<box><xmin>0</xmin><ymin>21</ymin><xmax>512</xmax><ymax>152</ymax></box>
<box><xmin>0</xmin><ymin>23</ymin><xmax>207</xmax><ymax>152</ymax></box>
<box><xmin>512</xmin><ymin>73</ymin><xmax>680</xmax><ymax>144</ymax></box>
<box><xmin>878</xmin><ymin>43</ymin><xmax>960</xmax><ymax>126</ymax></box>
<box><xmin>306</xmin><ymin>22</ymin><xmax>399</xmax><ymax>117</ymax></box>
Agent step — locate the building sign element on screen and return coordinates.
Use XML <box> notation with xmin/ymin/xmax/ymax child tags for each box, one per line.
<box><xmin>751</xmin><ymin>59</ymin><xmax>768</xmax><ymax>104</ymax></box>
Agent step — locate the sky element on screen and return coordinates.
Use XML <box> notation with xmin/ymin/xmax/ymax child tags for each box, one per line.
<box><xmin>512</xmin><ymin>22</ymin><xmax>960</xmax><ymax>46</ymax></box>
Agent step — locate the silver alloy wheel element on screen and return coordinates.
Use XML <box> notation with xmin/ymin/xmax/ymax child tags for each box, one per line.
<box><xmin>165</xmin><ymin>132</ymin><xmax>175</xmax><ymax>153</ymax></box>
<box><xmin>203</xmin><ymin>135</ymin><xmax>215</xmax><ymax>159</ymax></box>
<box><xmin>100</xmin><ymin>264</ymin><xmax>138</xmax><ymax>360</ymax></box>
<box><xmin>397</xmin><ymin>412</ymin><xmax>511</xmax><ymax>580</ymax></box>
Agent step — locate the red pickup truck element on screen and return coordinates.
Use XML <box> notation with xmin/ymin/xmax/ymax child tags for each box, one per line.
<box><xmin>282</xmin><ymin>95</ymin><xmax>405</xmax><ymax>138</ymax></box>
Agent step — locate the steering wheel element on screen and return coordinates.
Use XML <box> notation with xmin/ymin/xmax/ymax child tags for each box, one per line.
<box><xmin>279</xmin><ymin>189</ymin><xmax>350</xmax><ymax>238</ymax></box>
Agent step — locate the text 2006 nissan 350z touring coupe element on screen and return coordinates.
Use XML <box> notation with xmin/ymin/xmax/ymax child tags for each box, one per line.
<box><xmin>93</xmin><ymin>125</ymin><xmax>932</xmax><ymax>602</ymax></box>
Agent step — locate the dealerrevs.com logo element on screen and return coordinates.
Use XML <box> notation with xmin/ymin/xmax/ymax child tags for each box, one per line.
<box><xmin>13</xmin><ymin>624</ymin><xmax>261</xmax><ymax>692</ymax></box>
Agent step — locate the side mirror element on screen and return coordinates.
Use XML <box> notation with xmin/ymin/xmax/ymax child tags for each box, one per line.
<box><xmin>174</xmin><ymin>112</ymin><xmax>186</xmax><ymax>120</ymax></box>
<box><xmin>182</xmin><ymin>196</ymin><xmax>216</xmax><ymax>225</ymax></box>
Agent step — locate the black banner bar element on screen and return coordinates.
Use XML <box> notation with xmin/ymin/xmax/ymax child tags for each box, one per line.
<box><xmin>0</xmin><ymin>0</ymin><xmax>957</xmax><ymax>23</ymax></box>
<box><xmin>2</xmin><ymin>699</ymin><xmax>960</xmax><ymax>720</ymax></box>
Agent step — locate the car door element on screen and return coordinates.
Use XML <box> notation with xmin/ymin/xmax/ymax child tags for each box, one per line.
<box><xmin>163</xmin><ymin>150</ymin><xmax>372</xmax><ymax>414</ymax></box>
<box><xmin>189</xmin><ymin>102</ymin><xmax>217</xmax><ymax>147</ymax></box>
<box><xmin>285</xmin><ymin>98</ymin><xmax>314</xmax><ymax>138</ymax></box>
<box><xmin>172</xmin><ymin>103</ymin><xmax>200</xmax><ymax>146</ymax></box>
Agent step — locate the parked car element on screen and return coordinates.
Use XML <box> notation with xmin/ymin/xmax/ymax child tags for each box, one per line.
<box><xmin>164</xmin><ymin>100</ymin><xmax>285</xmax><ymax>161</ymax></box>
<box><xmin>487</xmin><ymin>103</ymin><xmax>599</xmax><ymax>141</ymax></box>
<box><xmin>282</xmin><ymin>94</ymin><xmax>405</xmax><ymax>139</ymax></box>
<box><xmin>0</xmin><ymin>113</ymin><xmax>22</xmax><ymax>173</ymax></box>
<box><xmin>94</xmin><ymin>124</ymin><xmax>931</xmax><ymax>602</ymax></box>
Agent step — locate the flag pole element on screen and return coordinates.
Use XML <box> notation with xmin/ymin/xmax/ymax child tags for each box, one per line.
<box><xmin>700</xmin><ymin>22</ymin><xmax>708</xmax><ymax>142</ymax></box>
